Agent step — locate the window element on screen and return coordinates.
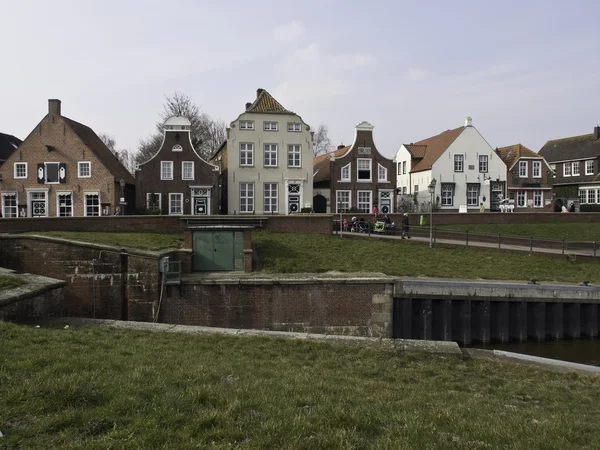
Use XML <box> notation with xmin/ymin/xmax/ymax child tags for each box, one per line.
<box><xmin>84</xmin><ymin>192</ymin><xmax>100</xmax><ymax>216</ymax></box>
<box><xmin>161</xmin><ymin>161</ymin><xmax>173</xmax><ymax>180</ymax></box>
<box><xmin>581</xmin><ymin>189</ymin><xmax>599</xmax><ymax>204</ymax></box>
<box><xmin>519</xmin><ymin>161</ymin><xmax>527</xmax><ymax>177</ymax></box>
<box><xmin>357</xmin><ymin>191</ymin><xmax>372</xmax><ymax>213</ymax></box>
<box><xmin>263</xmin><ymin>122</ymin><xmax>278</xmax><ymax>131</ymax></box>
<box><xmin>454</xmin><ymin>155</ymin><xmax>464</xmax><ymax>172</ymax></box>
<box><xmin>239</xmin><ymin>121</ymin><xmax>254</xmax><ymax>130</ymax></box>
<box><xmin>264</xmin><ymin>144</ymin><xmax>277</xmax><ymax>167</ymax></box>
<box><xmin>579</xmin><ymin>189</ymin><xmax>587</xmax><ymax>204</ymax></box>
<box><xmin>2</xmin><ymin>193</ymin><xmax>17</xmax><ymax>218</ymax></box>
<box><xmin>402</xmin><ymin>161</ymin><xmax>406</xmax><ymax>174</ymax></box>
<box><xmin>397</xmin><ymin>163</ymin><xmax>401</xmax><ymax>175</ymax></box>
<box><xmin>287</xmin><ymin>145</ymin><xmax>301</xmax><ymax>167</ymax></box>
<box><xmin>287</xmin><ymin>123</ymin><xmax>301</xmax><ymax>132</ymax></box>
<box><xmin>341</xmin><ymin>163</ymin><xmax>351</xmax><ymax>181</ymax></box>
<box><xmin>378</xmin><ymin>164</ymin><xmax>388</xmax><ymax>182</ymax></box>
<box><xmin>45</xmin><ymin>162</ymin><xmax>60</xmax><ymax>183</ymax></box>
<box><xmin>467</xmin><ymin>184</ymin><xmax>479</xmax><ymax>206</ymax></box>
<box><xmin>517</xmin><ymin>191</ymin><xmax>526</xmax><ymax>207</ymax></box>
<box><xmin>336</xmin><ymin>190</ymin><xmax>351</xmax><ymax>213</ymax></box>
<box><xmin>181</xmin><ymin>161</ymin><xmax>194</xmax><ymax>180</ymax></box>
<box><xmin>532</xmin><ymin>161</ymin><xmax>541</xmax><ymax>178</ymax></box>
<box><xmin>572</xmin><ymin>162</ymin><xmax>580</xmax><ymax>176</ymax></box>
<box><xmin>78</xmin><ymin>161</ymin><xmax>91</xmax><ymax>178</ymax></box>
<box><xmin>146</xmin><ymin>193</ymin><xmax>162</xmax><ymax>211</ymax></box>
<box><xmin>172</xmin><ymin>144</ymin><xmax>183</xmax><ymax>152</ymax></box>
<box><xmin>264</xmin><ymin>183</ymin><xmax>278</xmax><ymax>213</ymax></box>
<box><xmin>441</xmin><ymin>183</ymin><xmax>454</xmax><ymax>206</ymax></box>
<box><xmin>533</xmin><ymin>191</ymin><xmax>542</xmax><ymax>207</ymax></box>
<box><xmin>402</xmin><ymin>186</ymin><xmax>407</xmax><ymax>195</ymax></box>
<box><xmin>240</xmin><ymin>183</ymin><xmax>254</xmax><ymax>213</ymax></box>
<box><xmin>586</xmin><ymin>160</ymin><xmax>594</xmax><ymax>175</ymax></box>
<box><xmin>240</xmin><ymin>143</ymin><xmax>254</xmax><ymax>166</ymax></box>
<box><xmin>169</xmin><ymin>193</ymin><xmax>183</xmax><ymax>215</ymax></box>
<box><xmin>14</xmin><ymin>163</ymin><xmax>27</xmax><ymax>179</ymax></box>
<box><xmin>357</xmin><ymin>158</ymin><xmax>372</xmax><ymax>181</ymax></box>
<box><xmin>563</xmin><ymin>163</ymin><xmax>571</xmax><ymax>177</ymax></box>
<box><xmin>479</xmin><ymin>155</ymin><xmax>488</xmax><ymax>173</ymax></box>
<box><xmin>57</xmin><ymin>192</ymin><xmax>73</xmax><ymax>217</ymax></box>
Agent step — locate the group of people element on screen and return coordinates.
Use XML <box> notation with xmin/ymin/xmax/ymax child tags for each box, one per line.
<box><xmin>342</xmin><ymin>211</ymin><xmax>411</xmax><ymax>239</ymax></box>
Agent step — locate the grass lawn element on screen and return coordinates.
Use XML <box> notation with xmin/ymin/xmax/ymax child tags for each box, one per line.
<box><xmin>23</xmin><ymin>231</ymin><xmax>185</xmax><ymax>251</ymax></box>
<box><xmin>0</xmin><ymin>275</ymin><xmax>24</xmax><ymax>291</ymax></box>
<box><xmin>1</xmin><ymin>322</ymin><xmax>600</xmax><ymax>449</ymax></box>
<box><xmin>435</xmin><ymin>222</ymin><xmax>600</xmax><ymax>241</ymax></box>
<box><xmin>253</xmin><ymin>231</ymin><xmax>600</xmax><ymax>283</ymax></box>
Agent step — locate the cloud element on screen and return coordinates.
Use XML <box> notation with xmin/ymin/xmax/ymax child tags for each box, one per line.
<box><xmin>273</xmin><ymin>20</ymin><xmax>305</xmax><ymax>43</ymax></box>
<box><xmin>406</xmin><ymin>67</ymin><xmax>429</xmax><ymax>81</ymax></box>
<box><xmin>332</xmin><ymin>53</ymin><xmax>376</xmax><ymax>69</ymax></box>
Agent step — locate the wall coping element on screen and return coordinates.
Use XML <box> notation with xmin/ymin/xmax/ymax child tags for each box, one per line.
<box><xmin>0</xmin><ymin>268</ymin><xmax>67</xmax><ymax>308</ymax></box>
<box><xmin>183</xmin><ymin>271</ymin><xmax>396</xmax><ymax>286</ymax></box>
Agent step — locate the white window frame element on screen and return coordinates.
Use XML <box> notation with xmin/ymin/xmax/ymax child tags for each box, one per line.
<box><xmin>516</xmin><ymin>191</ymin><xmax>527</xmax><ymax>207</ymax></box>
<box><xmin>454</xmin><ymin>155</ymin><xmax>464</xmax><ymax>172</ymax></box>
<box><xmin>287</xmin><ymin>123</ymin><xmax>301</xmax><ymax>132</ymax></box>
<box><xmin>56</xmin><ymin>191</ymin><xmax>73</xmax><ymax>217</ymax></box>
<box><xmin>146</xmin><ymin>193</ymin><xmax>162</xmax><ymax>211</ymax></box>
<box><xmin>563</xmin><ymin>163</ymin><xmax>571</xmax><ymax>177</ymax></box>
<box><xmin>84</xmin><ymin>191</ymin><xmax>100</xmax><ymax>217</ymax></box>
<box><xmin>240</xmin><ymin>183</ymin><xmax>254</xmax><ymax>213</ymax></box>
<box><xmin>532</xmin><ymin>161</ymin><xmax>541</xmax><ymax>178</ymax></box>
<box><xmin>161</xmin><ymin>161</ymin><xmax>173</xmax><ymax>180</ymax></box>
<box><xmin>357</xmin><ymin>190</ymin><xmax>372</xmax><ymax>213</ymax></box>
<box><xmin>585</xmin><ymin>160</ymin><xmax>594</xmax><ymax>175</ymax></box>
<box><xmin>479</xmin><ymin>155</ymin><xmax>488</xmax><ymax>173</ymax></box>
<box><xmin>263</xmin><ymin>122</ymin><xmax>278</xmax><ymax>131</ymax></box>
<box><xmin>78</xmin><ymin>161</ymin><xmax>91</xmax><ymax>178</ymax></box>
<box><xmin>378</xmin><ymin>164</ymin><xmax>388</xmax><ymax>182</ymax></box>
<box><xmin>172</xmin><ymin>144</ymin><xmax>183</xmax><ymax>152</ymax></box>
<box><xmin>357</xmin><ymin>158</ymin><xmax>372</xmax><ymax>182</ymax></box>
<box><xmin>572</xmin><ymin>162</ymin><xmax>580</xmax><ymax>176</ymax></box>
<box><xmin>466</xmin><ymin>184</ymin><xmax>479</xmax><ymax>206</ymax></box>
<box><xmin>240</xmin><ymin>143</ymin><xmax>254</xmax><ymax>166</ymax></box>
<box><xmin>44</xmin><ymin>162</ymin><xmax>61</xmax><ymax>184</ymax></box>
<box><xmin>239</xmin><ymin>120</ymin><xmax>254</xmax><ymax>130</ymax></box>
<box><xmin>402</xmin><ymin>161</ymin><xmax>406</xmax><ymax>174</ymax></box>
<box><xmin>287</xmin><ymin>144</ymin><xmax>301</xmax><ymax>167</ymax></box>
<box><xmin>264</xmin><ymin>183</ymin><xmax>278</xmax><ymax>213</ymax></box>
<box><xmin>533</xmin><ymin>190</ymin><xmax>543</xmax><ymax>208</ymax></box>
<box><xmin>169</xmin><ymin>193</ymin><xmax>183</xmax><ymax>215</ymax></box>
<box><xmin>441</xmin><ymin>184</ymin><xmax>454</xmax><ymax>206</ymax></box>
<box><xmin>336</xmin><ymin>190</ymin><xmax>351</xmax><ymax>213</ymax></box>
<box><xmin>14</xmin><ymin>162</ymin><xmax>27</xmax><ymax>179</ymax></box>
<box><xmin>2</xmin><ymin>192</ymin><xmax>18</xmax><ymax>218</ymax></box>
<box><xmin>182</xmin><ymin>161</ymin><xmax>194</xmax><ymax>180</ymax></box>
<box><xmin>519</xmin><ymin>161</ymin><xmax>527</xmax><ymax>178</ymax></box>
<box><xmin>264</xmin><ymin>144</ymin><xmax>278</xmax><ymax>167</ymax></box>
<box><xmin>341</xmin><ymin>163</ymin><xmax>351</xmax><ymax>182</ymax></box>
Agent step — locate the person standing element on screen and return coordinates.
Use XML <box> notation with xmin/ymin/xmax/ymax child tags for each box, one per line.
<box><xmin>401</xmin><ymin>213</ymin><xmax>410</xmax><ymax>239</ymax></box>
<box><xmin>372</xmin><ymin>205</ymin><xmax>379</xmax><ymax>219</ymax></box>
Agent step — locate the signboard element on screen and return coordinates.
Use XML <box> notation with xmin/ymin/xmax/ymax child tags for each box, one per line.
<box><xmin>119</xmin><ymin>201</ymin><xmax>128</xmax><ymax>206</ymax></box>
<box><xmin>458</xmin><ymin>205</ymin><xmax>468</xmax><ymax>213</ymax></box>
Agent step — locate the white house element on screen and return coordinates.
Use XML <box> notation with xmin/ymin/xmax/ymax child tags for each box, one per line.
<box><xmin>394</xmin><ymin>117</ymin><xmax>507</xmax><ymax>211</ymax></box>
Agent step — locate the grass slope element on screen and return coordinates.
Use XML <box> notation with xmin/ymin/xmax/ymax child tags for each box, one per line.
<box><xmin>436</xmin><ymin>223</ymin><xmax>600</xmax><ymax>241</ymax></box>
<box><xmin>23</xmin><ymin>231</ymin><xmax>185</xmax><ymax>251</ymax></box>
<box><xmin>1</xmin><ymin>322</ymin><xmax>600</xmax><ymax>449</ymax></box>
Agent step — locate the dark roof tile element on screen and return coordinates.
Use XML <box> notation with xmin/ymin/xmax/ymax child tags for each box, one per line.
<box><xmin>539</xmin><ymin>131</ymin><xmax>600</xmax><ymax>162</ymax></box>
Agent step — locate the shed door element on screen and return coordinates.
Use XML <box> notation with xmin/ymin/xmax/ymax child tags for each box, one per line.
<box><xmin>192</xmin><ymin>231</ymin><xmax>244</xmax><ymax>271</ymax></box>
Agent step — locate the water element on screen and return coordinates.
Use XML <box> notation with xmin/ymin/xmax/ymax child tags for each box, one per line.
<box><xmin>474</xmin><ymin>339</ymin><xmax>600</xmax><ymax>367</ymax></box>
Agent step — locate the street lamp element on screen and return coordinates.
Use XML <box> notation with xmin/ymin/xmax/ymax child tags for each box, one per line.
<box><xmin>428</xmin><ymin>178</ymin><xmax>437</xmax><ymax>248</ymax></box>
<box><xmin>119</xmin><ymin>179</ymin><xmax>126</xmax><ymax>215</ymax></box>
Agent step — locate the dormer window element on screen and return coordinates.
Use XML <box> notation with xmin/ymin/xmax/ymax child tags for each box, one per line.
<box><xmin>264</xmin><ymin>122</ymin><xmax>278</xmax><ymax>131</ymax></box>
<box><xmin>172</xmin><ymin>144</ymin><xmax>183</xmax><ymax>152</ymax></box>
<box><xmin>240</xmin><ymin>121</ymin><xmax>254</xmax><ymax>130</ymax></box>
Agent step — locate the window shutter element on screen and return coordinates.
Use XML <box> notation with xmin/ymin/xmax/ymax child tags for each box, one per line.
<box><xmin>59</xmin><ymin>163</ymin><xmax>67</xmax><ymax>183</ymax></box>
<box><xmin>37</xmin><ymin>163</ymin><xmax>45</xmax><ymax>184</ymax></box>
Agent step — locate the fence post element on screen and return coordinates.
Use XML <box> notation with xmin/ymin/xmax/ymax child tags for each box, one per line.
<box><xmin>530</xmin><ymin>236</ymin><xmax>533</xmax><ymax>252</ymax></box>
<box><xmin>466</xmin><ymin>230</ymin><xmax>469</xmax><ymax>246</ymax></box>
<box><xmin>498</xmin><ymin>233</ymin><xmax>501</xmax><ymax>249</ymax></box>
<box><xmin>368</xmin><ymin>222</ymin><xmax>371</xmax><ymax>236</ymax></box>
<box><xmin>433</xmin><ymin>226</ymin><xmax>437</xmax><ymax>244</ymax></box>
<box><xmin>594</xmin><ymin>241</ymin><xmax>597</xmax><ymax>257</ymax></box>
<box><xmin>562</xmin><ymin>239</ymin><xmax>565</xmax><ymax>255</ymax></box>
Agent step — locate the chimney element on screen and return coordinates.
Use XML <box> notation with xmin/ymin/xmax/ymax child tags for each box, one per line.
<box><xmin>256</xmin><ymin>88</ymin><xmax>264</xmax><ymax>98</ymax></box>
<box><xmin>337</xmin><ymin>144</ymin><xmax>346</xmax><ymax>150</ymax></box>
<box><xmin>245</xmin><ymin>102</ymin><xmax>252</xmax><ymax>110</ymax></box>
<box><xmin>48</xmin><ymin>99</ymin><xmax>61</xmax><ymax>116</ymax></box>
<box><xmin>595</xmin><ymin>124</ymin><xmax>600</xmax><ymax>140</ymax></box>
<box><xmin>465</xmin><ymin>116</ymin><xmax>472</xmax><ymax>127</ymax></box>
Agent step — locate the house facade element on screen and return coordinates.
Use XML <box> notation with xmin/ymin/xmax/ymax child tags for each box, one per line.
<box><xmin>0</xmin><ymin>99</ymin><xmax>134</xmax><ymax>218</ymax></box>
<box><xmin>314</xmin><ymin>121</ymin><xmax>396</xmax><ymax>214</ymax></box>
<box><xmin>394</xmin><ymin>117</ymin><xmax>507</xmax><ymax>212</ymax></box>
<box><xmin>135</xmin><ymin>116</ymin><xmax>219</xmax><ymax>215</ymax></box>
<box><xmin>211</xmin><ymin>88</ymin><xmax>313</xmax><ymax>215</ymax></box>
<box><xmin>496</xmin><ymin>144</ymin><xmax>554</xmax><ymax>211</ymax></box>
<box><xmin>538</xmin><ymin>125</ymin><xmax>600</xmax><ymax>211</ymax></box>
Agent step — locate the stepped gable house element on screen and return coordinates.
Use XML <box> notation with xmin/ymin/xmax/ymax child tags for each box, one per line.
<box><xmin>313</xmin><ymin>121</ymin><xmax>396</xmax><ymax>214</ymax></box>
<box><xmin>496</xmin><ymin>144</ymin><xmax>554</xmax><ymax>210</ymax></box>
<box><xmin>0</xmin><ymin>133</ymin><xmax>21</xmax><ymax>166</ymax></box>
<box><xmin>538</xmin><ymin>125</ymin><xmax>600</xmax><ymax>210</ymax></box>
<box><xmin>136</xmin><ymin>116</ymin><xmax>219</xmax><ymax>215</ymax></box>
<box><xmin>0</xmin><ymin>99</ymin><xmax>134</xmax><ymax>218</ymax></box>
<box><xmin>211</xmin><ymin>88</ymin><xmax>313</xmax><ymax>215</ymax></box>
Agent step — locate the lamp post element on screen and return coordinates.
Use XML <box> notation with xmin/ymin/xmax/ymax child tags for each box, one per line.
<box><xmin>119</xmin><ymin>178</ymin><xmax>126</xmax><ymax>215</ymax></box>
<box><xmin>428</xmin><ymin>178</ymin><xmax>437</xmax><ymax>248</ymax></box>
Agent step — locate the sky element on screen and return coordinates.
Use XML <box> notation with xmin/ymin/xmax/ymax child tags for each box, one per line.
<box><xmin>2</xmin><ymin>0</ymin><xmax>599</xmax><ymax>159</ymax></box>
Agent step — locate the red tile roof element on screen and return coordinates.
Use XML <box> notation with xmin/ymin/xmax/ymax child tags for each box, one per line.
<box><xmin>496</xmin><ymin>144</ymin><xmax>542</xmax><ymax>170</ymax></box>
<box><xmin>313</xmin><ymin>146</ymin><xmax>350</xmax><ymax>183</ymax></box>
<box><xmin>246</xmin><ymin>89</ymin><xmax>294</xmax><ymax>115</ymax></box>
<box><xmin>410</xmin><ymin>127</ymin><xmax>465</xmax><ymax>173</ymax></box>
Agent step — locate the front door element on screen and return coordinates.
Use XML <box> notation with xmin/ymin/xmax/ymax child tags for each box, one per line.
<box><xmin>313</xmin><ymin>195</ymin><xmax>326</xmax><ymax>213</ymax></box>
<box><xmin>490</xmin><ymin>182</ymin><xmax>503</xmax><ymax>212</ymax></box>
<box><xmin>29</xmin><ymin>192</ymin><xmax>47</xmax><ymax>217</ymax></box>
<box><xmin>194</xmin><ymin>198</ymin><xmax>207</xmax><ymax>215</ymax></box>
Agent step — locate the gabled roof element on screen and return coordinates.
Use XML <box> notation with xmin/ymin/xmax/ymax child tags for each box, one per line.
<box><xmin>245</xmin><ymin>88</ymin><xmax>294</xmax><ymax>114</ymax></box>
<box><xmin>405</xmin><ymin>144</ymin><xmax>427</xmax><ymax>159</ymax></box>
<box><xmin>0</xmin><ymin>132</ymin><xmax>21</xmax><ymax>161</ymax></box>
<box><xmin>313</xmin><ymin>146</ymin><xmax>350</xmax><ymax>183</ymax></box>
<box><xmin>210</xmin><ymin>140</ymin><xmax>227</xmax><ymax>161</ymax></box>
<box><xmin>496</xmin><ymin>144</ymin><xmax>543</xmax><ymax>170</ymax></box>
<box><xmin>409</xmin><ymin>126</ymin><xmax>465</xmax><ymax>173</ymax></box>
<box><xmin>62</xmin><ymin>117</ymin><xmax>134</xmax><ymax>184</ymax></box>
<box><xmin>539</xmin><ymin>131</ymin><xmax>600</xmax><ymax>162</ymax></box>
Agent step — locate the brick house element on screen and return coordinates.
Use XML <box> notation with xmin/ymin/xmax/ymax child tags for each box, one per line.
<box><xmin>538</xmin><ymin>125</ymin><xmax>600</xmax><ymax>211</ymax></box>
<box><xmin>135</xmin><ymin>116</ymin><xmax>219</xmax><ymax>215</ymax></box>
<box><xmin>0</xmin><ymin>133</ymin><xmax>21</xmax><ymax>167</ymax></box>
<box><xmin>313</xmin><ymin>121</ymin><xmax>396</xmax><ymax>214</ymax></box>
<box><xmin>495</xmin><ymin>144</ymin><xmax>554</xmax><ymax>211</ymax></box>
<box><xmin>0</xmin><ymin>99</ymin><xmax>134</xmax><ymax>218</ymax></box>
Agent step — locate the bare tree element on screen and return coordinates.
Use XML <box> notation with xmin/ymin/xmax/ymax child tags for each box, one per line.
<box><xmin>313</xmin><ymin>124</ymin><xmax>333</xmax><ymax>157</ymax></box>
<box><xmin>136</xmin><ymin>92</ymin><xmax>226</xmax><ymax>164</ymax></box>
<box><xmin>99</xmin><ymin>132</ymin><xmax>135</xmax><ymax>174</ymax></box>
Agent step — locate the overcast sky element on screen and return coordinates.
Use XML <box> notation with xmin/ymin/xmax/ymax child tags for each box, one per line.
<box><xmin>2</xmin><ymin>0</ymin><xmax>599</xmax><ymax>158</ymax></box>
